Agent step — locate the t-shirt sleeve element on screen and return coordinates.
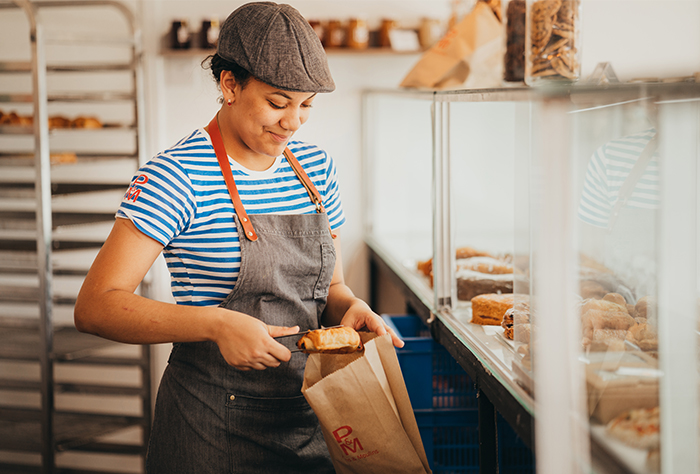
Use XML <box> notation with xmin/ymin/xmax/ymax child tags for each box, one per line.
<box><xmin>578</xmin><ymin>145</ymin><xmax>613</xmax><ymax>228</ymax></box>
<box><xmin>319</xmin><ymin>151</ymin><xmax>346</xmax><ymax>230</ymax></box>
<box><xmin>116</xmin><ymin>154</ymin><xmax>196</xmax><ymax>246</ymax></box>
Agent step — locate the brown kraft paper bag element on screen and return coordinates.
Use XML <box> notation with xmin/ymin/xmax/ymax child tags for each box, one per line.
<box><xmin>400</xmin><ymin>1</ymin><xmax>504</xmax><ymax>90</ymax></box>
<box><xmin>301</xmin><ymin>333</ymin><xmax>432</xmax><ymax>474</ymax></box>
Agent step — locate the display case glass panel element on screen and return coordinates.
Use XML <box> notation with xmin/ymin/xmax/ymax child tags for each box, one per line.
<box><xmin>443</xmin><ymin>95</ymin><xmax>534</xmax><ymax>411</ymax></box>
<box><xmin>363</xmin><ymin>91</ymin><xmax>435</xmax><ymax>307</ymax></box>
<box><xmin>529</xmin><ymin>84</ymin><xmax>700</xmax><ymax>474</ymax></box>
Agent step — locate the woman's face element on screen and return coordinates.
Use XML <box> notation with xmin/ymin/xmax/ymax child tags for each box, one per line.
<box><xmin>223</xmin><ymin>75</ymin><xmax>316</xmax><ymax>162</ymax></box>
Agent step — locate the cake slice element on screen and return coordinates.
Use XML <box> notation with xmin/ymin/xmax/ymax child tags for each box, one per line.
<box><xmin>471</xmin><ymin>293</ymin><xmax>515</xmax><ymax>325</ymax></box>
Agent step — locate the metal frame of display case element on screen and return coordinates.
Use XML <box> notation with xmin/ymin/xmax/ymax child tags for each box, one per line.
<box><xmin>0</xmin><ymin>1</ymin><xmax>151</xmax><ymax>473</ymax></box>
<box><xmin>363</xmin><ymin>82</ymin><xmax>700</xmax><ymax>474</ymax></box>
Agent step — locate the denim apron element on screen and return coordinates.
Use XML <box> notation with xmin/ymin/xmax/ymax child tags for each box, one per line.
<box><xmin>146</xmin><ymin>117</ymin><xmax>336</xmax><ymax>474</ymax></box>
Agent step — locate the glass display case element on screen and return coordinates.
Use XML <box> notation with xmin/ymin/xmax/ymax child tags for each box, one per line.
<box><xmin>363</xmin><ymin>83</ymin><xmax>700</xmax><ymax>474</ymax></box>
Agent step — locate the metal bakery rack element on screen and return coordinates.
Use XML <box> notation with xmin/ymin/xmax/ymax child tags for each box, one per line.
<box><xmin>0</xmin><ymin>1</ymin><xmax>151</xmax><ymax>473</ymax></box>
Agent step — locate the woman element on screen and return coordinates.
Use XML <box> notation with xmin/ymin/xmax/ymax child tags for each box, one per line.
<box><xmin>74</xmin><ymin>2</ymin><xmax>403</xmax><ymax>473</ymax></box>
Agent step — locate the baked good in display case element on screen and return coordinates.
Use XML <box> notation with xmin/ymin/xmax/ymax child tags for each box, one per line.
<box><xmin>471</xmin><ymin>293</ymin><xmax>515</xmax><ymax>325</ymax></box>
<box><xmin>501</xmin><ymin>298</ymin><xmax>530</xmax><ymax>343</ymax></box>
<box><xmin>606</xmin><ymin>406</ymin><xmax>660</xmax><ymax>450</ymax></box>
<box><xmin>416</xmin><ymin>246</ymin><xmax>516</xmax><ymax>301</ymax></box>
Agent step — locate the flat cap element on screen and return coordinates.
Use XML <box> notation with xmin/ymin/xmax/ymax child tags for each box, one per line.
<box><xmin>217</xmin><ymin>2</ymin><xmax>335</xmax><ymax>93</ymax></box>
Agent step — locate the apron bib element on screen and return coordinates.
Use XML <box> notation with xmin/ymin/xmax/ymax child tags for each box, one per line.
<box><xmin>146</xmin><ymin>117</ymin><xmax>337</xmax><ymax>474</ymax></box>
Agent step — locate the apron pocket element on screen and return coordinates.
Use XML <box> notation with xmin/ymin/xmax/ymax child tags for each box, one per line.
<box><xmin>226</xmin><ymin>394</ymin><xmax>332</xmax><ymax>473</ymax></box>
<box><xmin>313</xmin><ymin>242</ymin><xmax>335</xmax><ymax>300</ymax></box>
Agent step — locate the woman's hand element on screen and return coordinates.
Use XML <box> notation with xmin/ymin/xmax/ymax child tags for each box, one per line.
<box><xmin>212</xmin><ymin>309</ymin><xmax>300</xmax><ymax>370</ymax></box>
<box><xmin>339</xmin><ymin>299</ymin><xmax>404</xmax><ymax>348</ymax></box>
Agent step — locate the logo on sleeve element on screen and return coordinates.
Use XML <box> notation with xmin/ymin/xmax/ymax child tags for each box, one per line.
<box><xmin>124</xmin><ymin>174</ymin><xmax>149</xmax><ymax>203</ymax></box>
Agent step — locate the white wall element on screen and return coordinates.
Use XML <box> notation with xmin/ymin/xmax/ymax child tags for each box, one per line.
<box><xmin>137</xmin><ymin>0</ymin><xmax>700</xmax><ymax>305</ymax></box>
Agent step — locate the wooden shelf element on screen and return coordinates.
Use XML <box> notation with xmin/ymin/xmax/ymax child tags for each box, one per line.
<box><xmin>160</xmin><ymin>46</ymin><xmax>425</xmax><ymax>58</ymax></box>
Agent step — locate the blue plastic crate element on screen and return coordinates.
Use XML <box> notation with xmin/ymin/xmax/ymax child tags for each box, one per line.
<box><xmin>415</xmin><ymin>408</ymin><xmax>480</xmax><ymax>473</ymax></box>
<box><xmin>383</xmin><ymin>315</ymin><xmax>480</xmax><ymax>472</ymax></box>
<box><xmin>383</xmin><ymin>315</ymin><xmax>477</xmax><ymax>410</ymax></box>
<box><xmin>497</xmin><ymin>413</ymin><xmax>536</xmax><ymax>474</ymax></box>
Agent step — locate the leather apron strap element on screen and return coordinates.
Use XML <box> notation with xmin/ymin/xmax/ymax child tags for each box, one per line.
<box><xmin>208</xmin><ymin>115</ymin><xmax>258</xmax><ymax>241</ymax></box>
<box><xmin>207</xmin><ymin>115</ymin><xmax>335</xmax><ymax>241</ymax></box>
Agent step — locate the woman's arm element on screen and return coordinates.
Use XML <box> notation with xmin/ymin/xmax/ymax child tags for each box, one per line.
<box><xmin>74</xmin><ymin>218</ymin><xmax>299</xmax><ymax>370</ymax></box>
<box><xmin>321</xmin><ymin>231</ymin><xmax>404</xmax><ymax>348</ymax></box>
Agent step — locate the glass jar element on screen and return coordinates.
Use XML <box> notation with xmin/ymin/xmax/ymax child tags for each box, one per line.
<box><xmin>169</xmin><ymin>19</ymin><xmax>191</xmax><ymax>50</ymax></box>
<box><xmin>418</xmin><ymin>18</ymin><xmax>442</xmax><ymax>49</ymax></box>
<box><xmin>378</xmin><ymin>19</ymin><xmax>397</xmax><ymax>49</ymax></box>
<box><xmin>346</xmin><ymin>18</ymin><xmax>369</xmax><ymax>50</ymax></box>
<box><xmin>324</xmin><ymin>20</ymin><xmax>345</xmax><ymax>48</ymax></box>
<box><xmin>503</xmin><ymin>0</ymin><xmax>526</xmax><ymax>83</ymax></box>
<box><xmin>525</xmin><ymin>0</ymin><xmax>581</xmax><ymax>85</ymax></box>
<box><xmin>200</xmin><ymin>18</ymin><xmax>220</xmax><ymax>49</ymax></box>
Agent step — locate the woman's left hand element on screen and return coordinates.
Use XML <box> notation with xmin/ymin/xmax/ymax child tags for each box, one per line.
<box><xmin>339</xmin><ymin>300</ymin><xmax>404</xmax><ymax>348</ymax></box>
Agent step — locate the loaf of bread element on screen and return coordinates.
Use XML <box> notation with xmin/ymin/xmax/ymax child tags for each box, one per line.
<box><xmin>296</xmin><ymin>326</ymin><xmax>363</xmax><ymax>354</ymax></box>
<box><xmin>471</xmin><ymin>293</ymin><xmax>515</xmax><ymax>326</ymax></box>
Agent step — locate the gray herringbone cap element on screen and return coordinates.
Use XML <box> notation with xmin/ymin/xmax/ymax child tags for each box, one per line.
<box><xmin>217</xmin><ymin>2</ymin><xmax>335</xmax><ymax>93</ymax></box>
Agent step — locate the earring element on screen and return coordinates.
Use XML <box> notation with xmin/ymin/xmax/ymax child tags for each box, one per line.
<box><xmin>227</xmin><ymin>98</ymin><xmax>232</xmax><ymax>106</ymax></box>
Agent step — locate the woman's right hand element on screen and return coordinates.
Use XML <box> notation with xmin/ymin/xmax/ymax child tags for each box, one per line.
<box><xmin>213</xmin><ymin>309</ymin><xmax>299</xmax><ymax>371</ymax></box>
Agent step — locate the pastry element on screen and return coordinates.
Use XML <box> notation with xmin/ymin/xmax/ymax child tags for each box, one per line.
<box><xmin>626</xmin><ymin>323</ymin><xmax>658</xmax><ymax>351</ymax></box>
<box><xmin>501</xmin><ymin>298</ymin><xmax>530</xmax><ymax>340</ymax></box>
<box><xmin>606</xmin><ymin>406</ymin><xmax>660</xmax><ymax>450</ymax></box>
<box><xmin>48</xmin><ymin>115</ymin><xmax>72</xmax><ymax>129</ymax></box>
<box><xmin>583</xmin><ymin>328</ymin><xmax>628</xmax><ymax>351</ymax></box>
<box><xmin>471</xmin><ymin>293</ymin><xmax>515</xmax><ymax>326</ymax></box>
<box><xmin>1</xmin><ymin>111</ymin><xmax>19</xmax><ymax>125</ymax></box>
<box><xmin>581</xmin><ymin>298</ymin><xmax>628</xmax><ymax>316</ymax></box>
<box><xmin>579</xmin><ymin>280</ymin><xmax>607</xmax><ymax>300</ymax></box>
<box><xmin>602</xmin><ymin>292</ymin><xmax>626</xmax><ymax>307</ymax></box>
<box><xmin>635</xmin><ymin>296</ymin><xmax>655</xmax><ymax>319</ymax></box>
<box><xmin>581</xmin><ymin>309</ymin><xmax>635</xmax><ymax>341</ymax></box>
<box><xmin>71</xmin><ymin>116</ymin><xmax>102</xmax><ymax>129</ymax></box>
<box><xmin>296</xmin><ymin>326</ymin><xmax>363</xmax><ymax>354</ymax></box>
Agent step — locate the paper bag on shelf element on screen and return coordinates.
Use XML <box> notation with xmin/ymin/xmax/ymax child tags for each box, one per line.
<box><xmin>400</xmin><ymin>1</ymin><xmax>504</xmax><ymax>90</ymax></box>
<box><xmin>301</xmin><ymin>333</ymin><xmax>431</xmax><ymax>474</ymax></box>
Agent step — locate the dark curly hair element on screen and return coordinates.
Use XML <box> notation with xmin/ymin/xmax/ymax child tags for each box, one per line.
<box><xmin>202</xmin><ymin>54</ymin><xmax>253</xmax><ymax>101</ymax></box>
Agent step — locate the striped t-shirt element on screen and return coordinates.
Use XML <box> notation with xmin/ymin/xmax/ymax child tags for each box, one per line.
<box><xmin>117</xmin><ymin>129</ymin><xmax>345</xmax><ymax>307</ymax></box>
<box><xmin>577</xmin><ymin>128</ymin><xmax>660</xmax><ymax>228</ymax></box>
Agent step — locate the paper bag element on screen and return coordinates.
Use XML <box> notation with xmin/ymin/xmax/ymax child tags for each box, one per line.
<box><xmin>302</xmin><ymin>333</ymin><xmax>432</xmax><ymax>474</ymax></box>
<box><xmin>400</xmin><ymin>1</ymin><xmax>504</xmax><ymax>90</ymax></box>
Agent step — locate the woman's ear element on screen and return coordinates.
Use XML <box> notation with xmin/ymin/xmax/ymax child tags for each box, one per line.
<box><xmin>220</xmin><ymin>70</ymin><xmax>236</xmax><ymax>104</ymax></box>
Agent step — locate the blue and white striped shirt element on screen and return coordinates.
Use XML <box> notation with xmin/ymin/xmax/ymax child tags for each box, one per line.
<box><xmin>578</xmin><ymin>129</ymin><xmax>660</xmax><ymax>228</ymax></box>
<box><xmin>117</xmin><ymin>129</ymin><xmax>345</xmax><ymax>306</ymax></box>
